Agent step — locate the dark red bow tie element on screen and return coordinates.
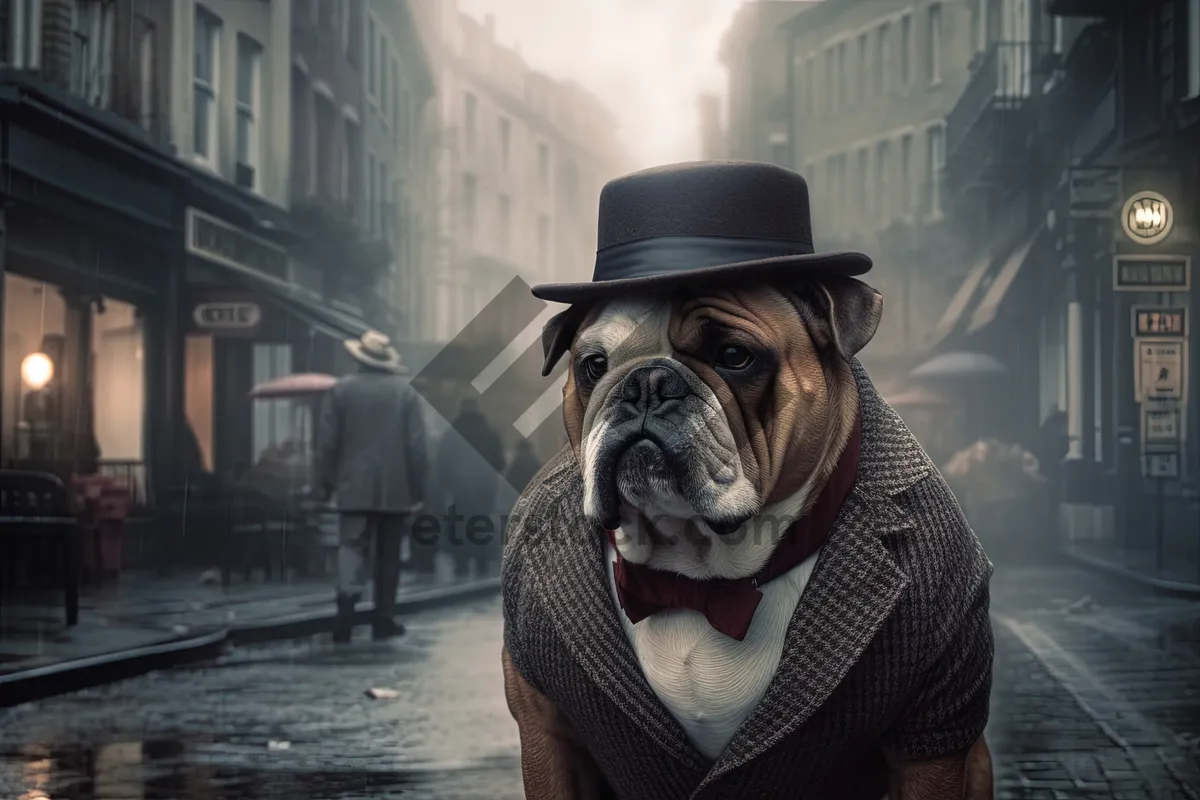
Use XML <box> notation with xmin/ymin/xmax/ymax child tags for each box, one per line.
<box><xmin>608</xmin><ymin>415</ymin><xmax>862</xmax><ymax>641</ymax></box>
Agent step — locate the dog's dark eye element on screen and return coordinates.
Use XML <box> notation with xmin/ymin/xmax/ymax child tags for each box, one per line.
<box><xmin>715</xmin><ymin>345</ymin><xmax>754</xmax><ymax>371</ymax></box>
<box><xmin>582</xmin><ymin>354</ymin><xmax>608</xmax><ymax>382</ymax></box>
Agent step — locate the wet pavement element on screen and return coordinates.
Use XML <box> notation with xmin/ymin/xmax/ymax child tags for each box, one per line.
<box><xmin>0</xmin><ymin>563</ymin><xmax>1198</xmax><ymax>799</ymax></box>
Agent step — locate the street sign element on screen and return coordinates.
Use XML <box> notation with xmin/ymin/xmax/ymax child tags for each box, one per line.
<box><xmin>193</xmin><ymin>301</ymin><xmax>262</xmax><ymax>330</ymax></box>
<box><xmin>1142</xmin><ymin>404</ymin><xmax>1182</xmax><ymax>443</ymax></box>
<box><xmin>1068</xmin><ymin>167</ymin><xmax>1119</xmax><ymax>219</ymax></box>
<box><xmin>1131</xmin><ymin>306</ymin><xmax>1188</xmax><ymax>337</ymax></box>
<box><xmin>1144</xmin><ymin>451</ymin><xmax>1180</xmax><ymax>479</ymax></box>
<box><xmin>1135</xmin><ymin>339</ymin><xmax>1187</xmax><ymax>403</ymax></box>
<box><xmin>1113</xmin><ymin>254</ymin><xmax>1191</xmax><ymax>292</ymax></box>
<box><xmin>1120</xmin><ymin>190</ymin><xmax>1174</xmax><ymax>245</ymax></box>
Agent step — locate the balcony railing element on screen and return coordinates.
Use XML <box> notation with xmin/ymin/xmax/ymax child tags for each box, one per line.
<box><xmin>946</xmin><ymin>42</ymin><xmax>1040</xmax><ymax>161</ymax></box>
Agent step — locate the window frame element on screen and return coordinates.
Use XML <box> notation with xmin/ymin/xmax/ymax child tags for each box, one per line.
<box><xmin>927</xmin><ymin>3</ymin><xmax>943</xmax><ymax>85</ymax></box>
<box><xmin>137</xmin><ymin>20</ymin><xmax>155</xmax><ymax>130</ymax></box>
<box><xmin>193</xmin><ymin>6</ymin><xmax>222</xmax><ymax>167</ymax></box>
<box><xmin>235</xmin><ymin>33</ymin><xmax>264</xmax><ymax>189</ymax></box>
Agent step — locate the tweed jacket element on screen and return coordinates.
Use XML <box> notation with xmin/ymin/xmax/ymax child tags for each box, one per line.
<box><xmin>501</xmin><ymin>360</ymin><xmax>994</xmax><ymax>800</ymax></box>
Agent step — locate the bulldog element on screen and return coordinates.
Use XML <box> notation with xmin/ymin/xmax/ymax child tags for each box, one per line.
<box><xmin>500</xmin><ymin>161</ymin><xmax>995</xmax><ymax>800</ymax></box>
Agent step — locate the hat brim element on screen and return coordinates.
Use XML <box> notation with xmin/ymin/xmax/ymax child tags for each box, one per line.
<box><xmin>530</xmin><ymin>251</ymin><xmax>872</xmax><ymax>304</ymax></box>
<box><xmin>344</xmin><ymin>340</ymin><xmax>408</xmax><ymax>373</ymax></box>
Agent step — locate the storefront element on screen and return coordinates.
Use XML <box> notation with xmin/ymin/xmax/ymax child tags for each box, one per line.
<box><xmin>180</xmin><ymin>201</ymin><xmax>369</xmax><ymax>484</ymax></box>
<box><xmin>0</xmin><ymin>76</ymin><xmax>183</xmax><ymax>507</ymax></box>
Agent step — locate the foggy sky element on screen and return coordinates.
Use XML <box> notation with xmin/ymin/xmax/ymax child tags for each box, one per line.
<box><xmin>458</xmin><ymin>0</ymin><xmax>745</xmax><ymax>170</ymax></box>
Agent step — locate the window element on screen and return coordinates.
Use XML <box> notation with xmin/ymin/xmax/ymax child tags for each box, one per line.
<box><xmin>252</xmin><ymin>344</ymin><xmax>295</xmax><ymax>466</ymax></box>
<box><xmin>137</xmin><ymin>22</ymin><xmax>155</xmax><ymax>129</ymax></box>
<box><xmin>367</xmin><ymin>153</ymin><xmax>376</xmax><ymax>233</ymax></box>
<box><xmin>193</xmin><ymin>7</ymin><xmax>221</xmax><ymax>164</ymax></box>
<box><xmin>318</xmin><ymin>0</ymin><xmax>337</xmax><ymax>28</ymax></box>
<box><xmin>537</xmin><ymin>143</ymin><xmax>550</xmax><ymax>188</ymax></box>
<box><xmin>236</xmin><ymin>35</ymin><xmax>262</xmax><ymax>185</ymax></box>
<box><xmin>855</xmin><ymin>148</ymin><xmax>869</xmax><ymax>222</ymax></box>
<box><xmin>857</xmin><ymin>33</ymin><xmax>868</xmax><ymax>101</ymax></box>
<box><xmin>367</xmin><ymin>16</ymin><xmax>377</xmax><ymax>97</ymax></box>
<box><xmin>379</xmin><ymin>161</ymin><xmax>388</xmax><ymax>236</ymax></box>
<box><xmin>876</xmin><ymin>140</ymin><xmax>891</xmax><ymax>223</ymax></box>
<box><xmin>315</xmin><ymin>97</ymin><xmax>337</xmax><ymax>200</ymax></box>
<box><xmin>899</xmin><ymin>13</ymin><xmax>912</xmax><ymax>87</ymax></box>
<box><xmin>878</xmin><ymin>24</ymin><xmax>890</xmax><ymax>96</ymax></box>
<box><xmin>806</xmin><ymin>54</ymin><xmax>816</xmax><ymax>114</ymax></box>
<box><xmin>499</xmin><ymin>117</ymin><xmax>511</xmax><ymax>172</ymax></box>
<box><xmin>380</xmin><ymin>37</ymin><xmax>389</xmax><ymax>117</ymax></box>
<box><xmin>340</xmin><ymin>0</ymin><xmax>351</xmax><ymax>53</ymax></box>
<box><xmin>537</xmin><ymin>214</ymin><xmax>550</xmax><ymax>272</ymax></box>
<box><xmin>462</xmin><ymin>173</ymin><xmax>477</xmax><ymax>239</ymax></box>
<box><xmin>344</xmin><ymin>118</ymin><xmax>361</xmax><ymax>213</ymax></box>
<box><xmin>825</xmin><ymin>48</ymin><xmax>835</xmax><ymax>113</ymax></box>
<box><xmin>900</xmin><ymin>133</ymin><xmax>913</xmax><ymax>214</ymax></box>
<box><xmin>1052</xmin><ymin>16</ymin><xmax>1064</xmax><ymax>54</ymax></box>
<box><xmin>927</xmin><ymin>4</ymin><xmax>943</xmax><ymax>84</ymax></box>
<box><xmin>926</xmin><ymin>123</ymin><xmax>945</xmax><ymax>217</ymax></box>
<box><xmin>464</xmin><ymin>92</ymin><xmax>477</xmax><ymax>150</ymax></box>
<box><xmin>9</xmin><ymin>0</ymin><xmax>42</xmax><ymax>67</ymax></box>
<box><xmin>838</xmin><ymin>42</ymin><xmax>849</xmax><ymax>107</ymax></box>
<box><xmin>392</xmin><ymin>58</ymin><xmax>401</xmax><ymax>134</ymax></box>
<box><xmin>71</xmin><ymin>0</ymin><xmax>115</xmax><ymax>107</ymax></box>
<box><xmin>1189</xmin><ymin>0</ymin><xmax>1200</xmax><ymax>98</ymax></box>
<box><xmin>498</xmin><ymin>194</ymin><xmax>512</xmax><ymax>254</ymax></box>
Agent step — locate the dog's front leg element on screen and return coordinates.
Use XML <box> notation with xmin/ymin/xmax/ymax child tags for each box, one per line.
<box><xmin>503</xmin><ymin>647</ymin><xmax>609</xmax><ymax>799</ymax></box>
<box><xmin>885</xmin><ymin>736</ymin><xmax>993</xmax><ymax>800</ymax></box>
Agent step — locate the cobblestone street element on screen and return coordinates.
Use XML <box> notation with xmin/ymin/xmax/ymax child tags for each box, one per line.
<box><xmin>0</xmin><ymin>563</ymin><xmax>1197</xmax><ymax>799</ymax></box>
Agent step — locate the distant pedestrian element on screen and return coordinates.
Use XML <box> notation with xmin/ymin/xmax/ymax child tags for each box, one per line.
<box><xmin>504</xmin><ymin>439</ymin><xmax>543</xmax><ymax>496</ymax></box>
<box><xmin>436</xmin><ymin>398</ymin><xmax>506</xmax><ymax>579</ymax></box>
<box><xmin>317</xmin><ymin>330</ymin><xmax>427</xmax><ymax>643</ymax></box>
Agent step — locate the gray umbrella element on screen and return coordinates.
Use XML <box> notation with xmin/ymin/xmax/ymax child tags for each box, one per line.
<box><xmin>909</xmin><ymin>350</ymin><xmax>1008</xmax><ymax>380</ymax></box>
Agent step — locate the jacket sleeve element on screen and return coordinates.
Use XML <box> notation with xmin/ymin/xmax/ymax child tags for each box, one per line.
<box><xmin>404</xmin><ymin>389</ymin><xmax>428</xmax><ymax>506</ymax></box>
<box><xmin>882</xmin><ymin>486</ymin><xmax>995</xmax><ymax>760</ymax></box>
<box><xmin>315</xmin><ymin>385</ymin><xmax>341</xmax><ymax>495</ymax></box>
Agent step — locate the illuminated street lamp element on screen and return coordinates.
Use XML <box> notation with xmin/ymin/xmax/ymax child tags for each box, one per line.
<box><xmin>1121</xmin><ymin>190</ymin><xmax>1173</xmax><ymax>245</ymax></box>
<box><xmin>21</xmin><ymin>352</ymin><xmax>54</xmax><ymax>390</ymax></box>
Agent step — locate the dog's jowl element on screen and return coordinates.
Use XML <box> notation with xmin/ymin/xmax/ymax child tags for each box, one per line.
<box><xmin>502</xmin><ymin>161</ymin><xmax>995</xmax><ymax>800</ymax></box>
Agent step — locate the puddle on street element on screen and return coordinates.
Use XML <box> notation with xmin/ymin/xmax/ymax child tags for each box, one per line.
<box><xmin>0</xmin><ymin>737</ymin><xmax>478</xmax><ymax>799</ymax></box>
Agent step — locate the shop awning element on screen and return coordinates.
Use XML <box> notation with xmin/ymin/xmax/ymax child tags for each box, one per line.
<box><xmin>221</xmin><ymin>267</ymin><xmax>371</xmax><ymax>341</ymax></box>
<box><xmin>966</xmin><ymin>226</ymin><xmax>1045</xmax><ymax>334</ymax></box>
<box><xmin>929</xmin><ymin>252</ymin><xmax>995</xmax><ymax>348</ymax></box>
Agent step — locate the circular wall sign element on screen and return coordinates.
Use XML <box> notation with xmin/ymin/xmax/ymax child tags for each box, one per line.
<box><xmin>1121</xmin><ymin>190</ymin><xmax>1173</xmax><ymax>245</ymax></box>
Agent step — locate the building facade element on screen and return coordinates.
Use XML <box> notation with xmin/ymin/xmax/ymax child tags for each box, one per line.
<box><xmin>363</xmin><ymin>0</ymin><xmax>436</xmax><ymax>342</ymax></box>
<box><xmin>780</xmin><ymin>0</ymin><xmax>979</xmax><ymax>394</ymax></box>
<box><xmin>719</xmin><ymin>0</ymin><xmax>815</xmax><ymax>167</ymax></box>
<box><xmin>413</xmin><ymin>0</ymin><xmax>629</xmax><ymax>345</ymax></box>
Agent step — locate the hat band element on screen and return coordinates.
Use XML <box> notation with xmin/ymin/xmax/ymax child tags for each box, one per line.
<box><xmin>593</xmin><ymin>235</ymin><xmax>815</xmax><ymax>282</ymax></box>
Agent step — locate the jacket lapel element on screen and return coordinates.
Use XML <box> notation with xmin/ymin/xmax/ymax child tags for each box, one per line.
<box><xmin>694</xmin><ymin>360</ymin><xmax>931</xmax><ymax>791</ymax></box>
<box><xmin>525</xmin><ymin>472</ymin><xmax>710</xmax><ymax>772</ymax></box>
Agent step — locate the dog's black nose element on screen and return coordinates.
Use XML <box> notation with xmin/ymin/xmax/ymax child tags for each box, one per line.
<box><xmin>621</xmin><ymin>365</ymin><xmax>689</xmax><ymax>410</ymax></box>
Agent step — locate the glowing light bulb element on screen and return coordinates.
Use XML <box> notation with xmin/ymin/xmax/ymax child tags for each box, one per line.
<box><xmin>21</xmin><ymin>352</ymin><xmax>53</xmax><ymax>390</ymax></box>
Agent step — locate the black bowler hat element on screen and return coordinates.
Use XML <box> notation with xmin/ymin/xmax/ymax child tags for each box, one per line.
<box><xmin>530</xmin><ymin>160</ymin><xmax>872</xmax><ymax>304</ymax></box>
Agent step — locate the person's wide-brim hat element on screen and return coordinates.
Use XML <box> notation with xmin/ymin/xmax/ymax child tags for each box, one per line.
<box><xmin>345</xmin><ymin>330</ymin><xmax>408</xmax><ymax>373</ymax></box>
<box><xmin>531</xmin><ymin>160</ymin><xmax>871</xmax><ymax>304</ymax></box>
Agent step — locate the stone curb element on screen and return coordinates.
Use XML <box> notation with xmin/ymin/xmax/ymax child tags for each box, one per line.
<box><xmin>0</xmin><ymin>578</ymin><xmax>501</xmax><ymax>708</ymax></box>
<box><xmin>1063</xmin><ymin>548</ymin><xmax>1200</xmax><ymax>598</ymax></box>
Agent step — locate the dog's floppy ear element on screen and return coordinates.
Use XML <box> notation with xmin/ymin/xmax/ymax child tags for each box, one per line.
<box><xmin>541</xmin><ymin>305</ymin><xmax>587</xmax><ymax>377</ymax></box>
<box><xmin>794</xmin><ymin>276</ymin><xmax>884</xmax><ymax>359</ymax></box>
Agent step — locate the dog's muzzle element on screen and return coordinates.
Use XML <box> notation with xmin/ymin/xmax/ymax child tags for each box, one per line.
<box><xmin>588</xmin><ymin>359</ymin><xmax>748</xmax><ymax>535</ymax></box>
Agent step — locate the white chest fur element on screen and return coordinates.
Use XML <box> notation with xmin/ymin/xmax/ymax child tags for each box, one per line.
<box><xmin>604</xmin><ymin>543</ymin><xmax>820</xmax><ymax>761</ymax></box>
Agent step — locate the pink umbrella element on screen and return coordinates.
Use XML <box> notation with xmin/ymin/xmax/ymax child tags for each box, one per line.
<box><xmin>248</xmin><ymin>373</ymin><xmax>337</xmax><ymax>399</ymax></box>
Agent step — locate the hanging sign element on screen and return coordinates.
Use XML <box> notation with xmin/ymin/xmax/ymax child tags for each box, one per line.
<box><xmin>1142</xmin><ymin>404</ymin><xmax>1182</xmax><ymax>443</ymax></box>
<box><xmin>1121</xmin><ymin>190</ymin><xmax>1174</xmax><ymax>245</ymax></box>
<box><xmin>1131</xmin><ymin>306</ymin><xmax>1187</xmax><ymax>337</ymax></box>
<box><xmin>1135</xmin><ymin>339</ymin><xmax>1187</xmax><ymax>403</ymax></box>
<box><xmin>1144</xmin><ymin>451</ymin><xmax>1180</xmax><ymax>479</ymax></box>
<box><xmin>1113</xmin><ymin>255</ymin><xmax>1191</xmax><ymax>292</ymax></box>
<box><xmin>193</xmin><ymin>302</ymin><xmax>262</xmax><ymax>330</ymax></box>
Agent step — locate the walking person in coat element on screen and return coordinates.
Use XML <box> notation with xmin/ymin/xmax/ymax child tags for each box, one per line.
<box><xmin>317</xmin><ymin>330</ymin><xmax>427</xmax><ymax>643</ymax></box>
<box><xmin>504</xmin><ymin>439</ymin><xmax>543</xmax><ymax>496</ymax></box>
<box><xmin>435</xmin><ymin>398</ymin><xmax>506</xmax><ymax>579</ymax></box>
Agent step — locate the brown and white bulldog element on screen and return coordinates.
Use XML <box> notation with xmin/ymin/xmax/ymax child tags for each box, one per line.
<box><xmin>504</xmin><ymin>276</ymin><xmax>993</xmax><ymax>799</ymax></box>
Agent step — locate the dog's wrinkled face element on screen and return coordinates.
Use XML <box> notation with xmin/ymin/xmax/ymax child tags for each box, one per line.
<box><xmin>543</xmin><ymin>278</ymin><xmax>883</xmax><ymax>573</ymax></box>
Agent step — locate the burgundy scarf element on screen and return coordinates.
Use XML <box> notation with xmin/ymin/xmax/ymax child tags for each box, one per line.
<box><xmin>607</xmin><ymin>415</ymin><xmax>862</xmax><ymax>641</ymax></box>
